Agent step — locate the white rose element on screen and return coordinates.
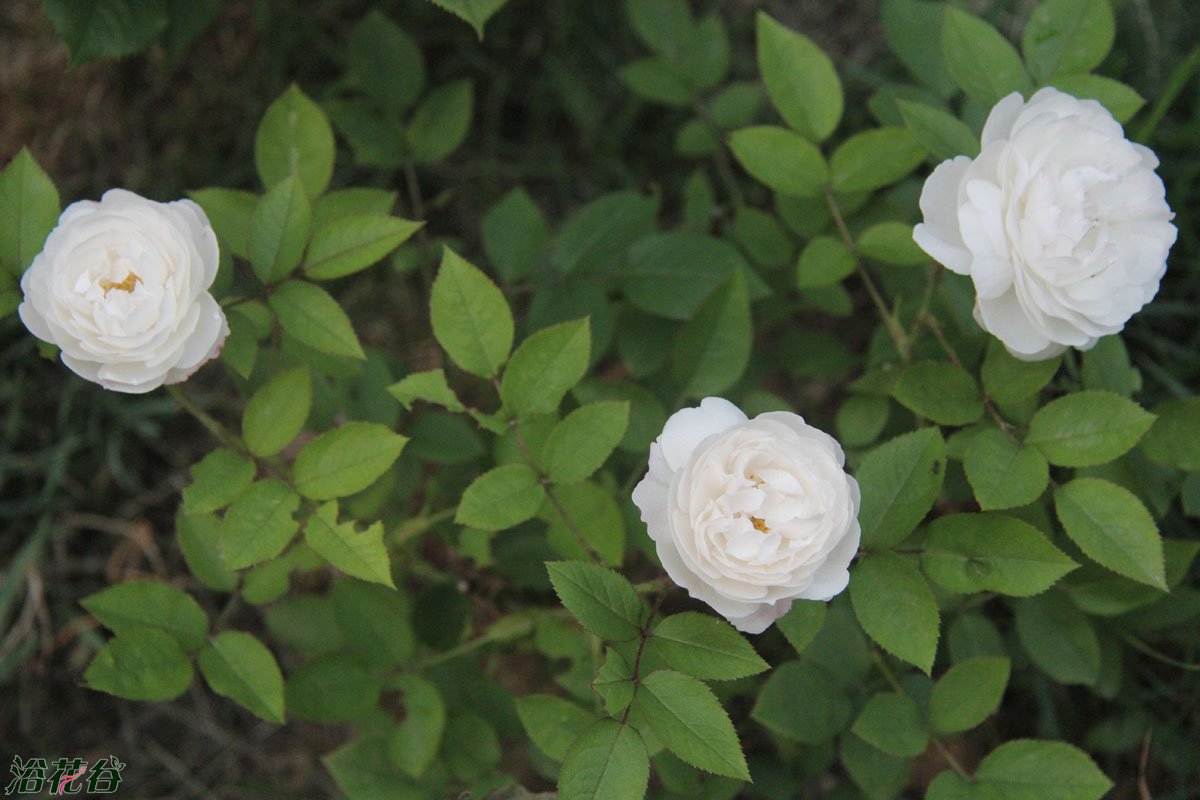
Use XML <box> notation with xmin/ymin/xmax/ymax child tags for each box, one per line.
<box><xmin>19</xmin><ymin>189</ymin><xmax>228</xmax><ymax>393</ymax></box>
<box><xmin>632</xmin><ymin>397</ymin><xmax>861</xmax><ymax>634</ymax></box>
<box><xmin>913</xmin><ymin>88</ymin><xmax>1176</xmax><ymax>361</ymax></box>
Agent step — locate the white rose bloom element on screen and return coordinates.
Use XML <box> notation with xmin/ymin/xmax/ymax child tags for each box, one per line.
<box><xmin>913</xmin><ymin>88</ymin><xmax>1176</xmax><ymax>361</ymax></box>
<box><xmin>19</xmin><ymin>189</ymin><xmax>228</xmax><ymax>393</ymax></box>
<box><xmin>632</xmin><ymin>397</ymin><xmax>861</xmax><ymax>634</ymax></box>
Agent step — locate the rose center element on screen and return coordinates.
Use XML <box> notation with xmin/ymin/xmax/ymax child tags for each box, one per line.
<box><xmin>98</xmin><ymin>272</ymin><xmax>141</xmax><ymax>295</ymax></box>
<box><xmin>750</xmin><ymin>516</ymin><xmax>769</xmax><ymax>534</ymax></box>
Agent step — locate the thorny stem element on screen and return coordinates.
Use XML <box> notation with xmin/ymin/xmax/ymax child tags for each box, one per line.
<box><xmin>620</xmin><ymin>588</ymin><xmax>668</xmax><ymax>725</ymax></box>
<box><xmin>932</xmin><ymin>737</ymin><xmax>973</xmax><ymax>780</ymax></box>
<box><xmin>402</xmin><ymin>160</ymin><xmax>436</xmax><ymax>292</ymax></box>
<box><xmin>391</xmin><ymin>506</ymin><xmax>458</xmax><ymax>546</ymax></box>
<box><xmin>824</xmin><ymin>187</ymin><xmax>910</xmax><ymax>361</ymax></box>
<box><xmin>166</xmin><ymin>385</ymin><xmax>243</xmax><ymax>455</ymax></box>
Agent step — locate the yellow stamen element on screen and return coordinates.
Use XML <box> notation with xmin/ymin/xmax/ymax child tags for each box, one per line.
<box><xmin>99</xmin><ymin>273</ymin><xmax>141</xmax><ymax>295</ymax></box>
<box><xmin>751</xmin><ymin>517</ymin><xmax>769</xmax><ymax>534</ymax></box>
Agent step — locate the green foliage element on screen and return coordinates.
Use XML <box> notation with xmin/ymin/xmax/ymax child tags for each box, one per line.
<box><xmin>82</xmin><ymin>580</ymin><xmax>208</xmax><ymax>652</ymax></box>
<box><xmin>547</xmin><ymin>561</ymin><xmax>644</xmax><ymax>641</ymax></box>
<box><xmin>197</xmin><ymin>631</ymin><xmax>286</xmax><ymax>723</ymax></box>
<box><xmin>22</xmin><ymin>2</ymin><xmax>1200</xmax><ymax>795</ymax></box>
<box><xmin>431</xmin><ymin>247</ymin><xmax>514</xmax><ymax>378</ymax></box>
<box><xmin>0</xmin><ymin>149</ymin><xmax>59</xmax><ymax>278</ymax></box>
<box><xmin>851</xmin><ymin>553</ymin><xmax>940</xmax><ymax>673</ymax></box>
<box><xmin>651</xmin><ymin>612</ymin><xmax>769</xmax><ymax>681</ymax></box>
<box><xmin>634</xmin><ymin>670</ymin><xmax>749</xmax><ymax>780</ymax></box>
<box><xmin>856</xmin><ymin>428</ymin><xmax>946</xmax><ymax>549</ymax></box>
<box><xmin>929</xmin><ymin>656</ymin><xmax>1010</xmax><ymax>734</ymax></box>
<box><xmin>559</xmin><ymin>720</ymin><xmax>649</xmax><ymax>800</ymax></box>
<box><xmin>1027</xmin><ymin>391</ymin><xmax>1155</xmax><ymax>467</ymax></box>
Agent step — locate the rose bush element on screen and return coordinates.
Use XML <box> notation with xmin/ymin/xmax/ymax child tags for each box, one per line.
<box><xmin>633</xmin><ymin>397</ymin><xmax>861</xmax><ymax>634</ymax></box>
<box><xmin>913</xmin><ymin>87</ymin><xmax>1177</xmax><ymax>360</ymax></box>
<box><xmin>19</xmin><ymin>189</ymin><xmax>227</xmax><ymax>393</ymax></box>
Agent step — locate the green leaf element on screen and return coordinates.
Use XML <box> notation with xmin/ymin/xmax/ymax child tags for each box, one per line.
<box><xmin>269</xmin><ymin>280</ymin><xmax>365</xmax><ymax>359</ymax></box>
<box><xmin>651</xmin><ymin>612</ymin><xmax>769</xmax><ymax>681</ymax></box>
<box><xmin>981</xmin><ymin>339</ymin><xmax>1060</xmax><ymax>405</ymax></box>
<box><xmin>188</xmin><ymin>187</ymin><xmax>256</xmax><ymax>261</ymax></box>
<box><xmin>84</xmin><ymin>627</ymin><xmax>193</xmax><ymax>701</ymax></box>
<box><xmin>892</xmin><ymin>361</ymin><xmax>984</xmax><ymax>426</ymax></box>
<box><xmin>881</xmin><ymin>0</ymin><xmax>957</xmax><ymax>97</ymax></box>
<box><xmin>183</xmin><ymin>447</ymin><xmax>255</xmax><ymax>514</ymax></box>
<box><xmin>1045</xmin><ymin>75</ymin><xmax>1144</xmax><ymax>123</ymax></box>
<box><xmin>635</xmin><ymin>670</ymin><xmax>749</xmax><ymax>780</ymax></box>
<box><xmin>1013</xmin><ymin>592</ymin><xmax>1100</xmax><ymax>685</ymax></box>
<box><xmin>594</xmin><ymin>649</ymin><xmax>635</xmax><ymax>715</ymax></box>
<box><xmin>941</xmin><ymin>7</ymin><xmax>1032</xmax><ymax>108</ymax></box>
<box><xmin>0</xmin><ymin>149</ymin><xmax>60</xmax><ymax>277</ymax></box>
<box><xmin>323</xmin><ymin>734</ymin><xmax>406</xmax><ymax>798</ymax></box>
<box><xmin>558</xmin><ymin>720</ymin><xmax>649</xmax><ymax>800</ymax></box>
<box><xmin>542</xmin><ymin>402</ymin><xmax>630</xmax><ymax>484</ymax></box>
<box><xmin>1141</xmin><ymin>398</ymin><xmax>1200</xmax><ymax>470</ymax></box>
<box><xmin>406</xmin><ymin>80</ymin><xmax>474</xmax><ymax>164</ymax></box>
<box><xmin>423</xmin><ymin>0</ymin><xmax>509</xmax><ymax>39</ymax></box>
<box><xmin>286</xmin><ymin>653</ymin><xmax>381</xmax><ymax>722</ymax></box>
<box><xmin>248</xmin><ymin>175</ymin><xmax>311</xmax><ymax>284</ymax></box>
<box><xmin>1021</xmin><ymin>0</ymin><xmax>1115</xmax><ymax>82</ymax></box>
<box><xmin>430</xmin><ymin>247</ymin><xmax>514</xmax><ymax>378</ymax></box>
<box><xmin>975</xmin><ymin>739</ymin><xmax>1112</xmax><ymax>800</ymax></box>
<box><xmin>293</xmin><ymin>422</ymin><xmax>407</xmax><ymax>501</ymax></box>
<box><xmin>1026</xmin><ymin>390</ymin><xmax>1155</xmax><ymax>467</ymax></box>
<box><xmin>620</xmin><ymin>58</ymin><xmax>693</xmax><ymax>106</ymax></box>
<box><xmin>752</xmin><ymin>660</ymin><xmax>851</xmax><ymax>743</ymax></box>
<box><xmin>43</xmin><ymin>0</ymin><xmax>169</xmax><ymax>66</ymax></box>
<box><xmin>389</xmin><ymin>674</ymin><xmax>445</xmax><ymax>777</ymax></box>
<box><xmin>851</xmin><ymin>692</ymin><xmax>928</xmax><ymax>757</ymax></box>
<box><xmin>897</xmin><ymin>100</ymin><xmax>980</xmax><ymax>161</ymax></box>
<box><xmin>221</xmin><ymin>478</ymin><xmax>302</xmax><ymax>570</ymax></box>
<box><xmin>734</xmin><ymin>206</ymin><xmax>792</xmax><ymax>268</ymax></box>
<box><xmin>672</xmin><ymin>272</ymin><xmax>752</xmax><ymax>397</ymax></box>
<box><xmin>1080</xmin><ymin>334</ymin><xmax>1140</xmax><ymax>397</ymax></box>
<box><xmin>830</xmin><ymin>127</ymin><xmax>925</xmax><ymax>193</ymax></box>
<box><xmin>304</xmin><ymin>501</ymin><xmax>394</xmax><ymax>587</ymax></box>
<box><xmin>332</xmin><ymin>579</ymin><xmax>413</xmax><ymax>668</ymax></box>
<box><xmin>851</xmin><ymin>553</ymin><xmax>940</xmax><ymax>673</ymax></box>
<box><xmin>857</xmin><ymin>221</ymin><xmax>929</xmax><ymax>266</ymax></box>
<box><xmin>1054</xmin><ymin>478</ymin><xmax>1165</xmax><ymax>590</ymax></box>
<box><xmin>626</xmin><ymin>0</ymin><xmax>692</xmax><ymax>59</ymax></box>
<box><xmin>255</xmin><ymin>84</ymin><xmax>335</xmax><ymax>198</ymax></box>
<box><xmin>922</xmin><ymin>512</ymin><xmax>1077</xmax><ymax>596</ymax></box>
<box><xmin>728</xmin><ymin>126</ymin><xmax>828</xmax><ymax>197</ymax></box>
<box><xmin>311</xmin><ymin>188</ymin><xmax>397</xmax><ymax>230</ymax></box>
<box><xmin>349</xmin><ymin>11</ymin><xmax>424</xmax><ymax>115</ymax></box>
<box><xmin>81</xmin><ymin>580</ymin><xmax>209</xmax><ymax>652</ymax></box>
<box><xmin>198</xmin><ymin>631</ymin><xmax>285</xmax><ymax>723</ymax></box>
<box><xmin>755</xmin><ymin>12</ymin><xmax>843</xmax><ymax>141</ymax></box>
<box><xmin>929</xmin><ymin>656</ymin><xmax>1010</xmax><ymax>734</ymax></box>
<box><xmin>546</xmin><ymin>561</ymin><xmax>645</xmax><ymax>641</ymax></box>
<box><xmin>622</xmin><ymin>232</ymin><xmax>745</xmax><ymax>320</ymax></box>
<box><xmin>842</xmin><ymin>734</ymin><xmax>912</xmax><ymax>800</ymax></box>
<box><xmin>543</xmin><ymin>481</ymin><xmax>626</xmax><ymax>566</ymax></box>
<box><xmin>242</xmin><ymin>366</ymin><xmax>311</xmax><ymax>457</ymax></box>
<box><xmin>457</xmin><ymin>463</ymin><xmax>546</xmax><ymax>531</ymax></box>
<box><xmin>483</xmin><ymin>188</ymin><xmax>546</xmax><ymax>283</ymax></box>
<box><xmin>177</xmin><ymin>512</ymin><xmax>239</xmax><ymax>592</ymax></box>
<box><xmin>963</xmin><ymin>428</ymin><xmax>1049</xmax><ymax>510</ymax></box>
<box><xmin>856</xmin><ymin>428</ymin><xmax>946</xmax><ymax>549</ymax></box>
<box><xmin>553</xmin><ymin>191</ymin><xmax>659</xmax><ymax>276</ymax></box>
<box><xmin>517</xmin><ymin>694</ymin><xmax>594</xmax><ymax>762</ymax></box>
<box><xmin>501</xmin><ymin>319</ymin><xmax>591</xmax><ymax>416</ymax></box>
<box><xmin>387</xmin><ymin>369</ymin><xmax>465</xmax><ymax>413</ymax></box>
<box><xmin>304</xmin><ymin>214</ymin><xmax>421</xmax><ymax>280</ymax></box>
<box><xmin>776</xmin><ymin>601</ymin><xmax>826</xmax><ymax>655</ymax></box>
<box><xmin>795</xmin><ymin>236</ymin><xmax>855</xmax><ymax>289</ymax></box>
<box><xmin>837</xmin><ymin>394</ymin><xmax>891</xmax><ymax>449</ymax></box>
